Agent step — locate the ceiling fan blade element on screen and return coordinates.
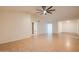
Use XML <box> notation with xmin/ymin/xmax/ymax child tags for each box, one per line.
<box><xmin>42</xmin><ymin>6</ymin><xmax>46</xmax><ymax>10</ymax></box>
<box><xmin>36</xmin><ymin>11</ymin><xmax>43</xmax><ymax>14</ymax></box>
<box><xmin>49</xmin><ymin>12</ymin><xmax>52</xmax><ymax>14</ymax></box>
<box><xmin>47</xmin><ymin>11</ymin><xmax>52</xmax><ymax>14</ymax></box>
<box><xmin>36</xmin><ymin>12</ymin><xmax>41</xmax><ymax>13</ymax></box>
<box><xmin>36</xmin><ymin>9</ymin><xmax>43</xmax><ymax>12</ymax></box>
<box><xmin>47</xmin><ymin>6</ymin><xmax>53</xmax><ymax>10</ymax></box>
<box><xmin>36</xmin><ymin>10</ymin><xmax>41</xmax><ymax>12</ymax></box>
<box><xmin>48</xmin><ymin>9</ymin><xmax>55</xmax><ymax>11</ymax></box>
<box><xmin>36</xmin><ymin>11</ymin><xmax>43</xmax><ymax>15</ymax></box>
<box><xmin>40</xmin><ymin>13</ymin><xmax>43</xmax><ymax>15</ymax></box>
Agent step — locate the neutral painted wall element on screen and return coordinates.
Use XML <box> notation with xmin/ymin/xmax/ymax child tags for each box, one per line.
<box><xmin>52</xmin><ymin>21</ymin><xmax>58</xmax><ymax>33</ymax></box>
<box><xmin>0</xmin><ymin>11</ymin><xmax>32</xmax><ymax>44</ymax></box>
<box><xmin>62</xmin><ymin>21</ymin><xmax>77</xmax><ymax>33</ymax></box>
<box><xmin>58</xmin><ymin>20</ymin><xmax>79</xmax><ymax>33</ymax></box>
<box><xmin>37</xmin><ymin>19</ymin><xmax>47</xmax><ymax>34</ymax></box>
<box><xmin>37</xmin><ymin>19</ymin><xmax>58</xmax><ymax>34</ymax></box>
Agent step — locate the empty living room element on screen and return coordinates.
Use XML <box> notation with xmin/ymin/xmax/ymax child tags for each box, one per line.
<box><xmin>0</xmin><ymin>6</ymin><xmax>79</xmax><ymax>52</ymax></box>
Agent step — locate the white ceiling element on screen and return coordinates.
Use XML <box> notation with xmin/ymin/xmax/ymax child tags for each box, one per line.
<box><xmin>0</xmin><ymin>6</ymin><xmax>79</xmax><ymax>21</ymax></box>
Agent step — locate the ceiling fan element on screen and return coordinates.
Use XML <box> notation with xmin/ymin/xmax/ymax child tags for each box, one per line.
<box><xmin>36</xmin><ymin>6</ymin><xmax>55</xmax><ymax>15</ymax></box>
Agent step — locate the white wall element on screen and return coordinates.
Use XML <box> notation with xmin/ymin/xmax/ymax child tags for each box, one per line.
<box><xmin>37</xmin><ymin>19</ymin><xmax>58</xmax><ymax>34</ymax></box>
<box><xmin>37</xmin><ymin>19</ymin><xmax>79</xmax><ymax>34</ymax></box>
<box><xmin>62</xmin><ymin>21</ymin><xmax>77</xmax><ymax>33</ymax></box>
<box><xmin>0</xmin><ymin>11</ymin><xmax>32</xmax><ymax>44</ymax></box>
<box><xmin>52</xmin><ymin>21</ymin><xmax>58</xmax><ymax>33</ymax></box>
<box><xmin>58</xmin><ymin>20</ymin><xmax>79</xmax><ymax>33</ymax></box>
<box><xmin>37</xmin><ymin>20</ymin><xmax>47</xmax><ymax>34</ymax></box>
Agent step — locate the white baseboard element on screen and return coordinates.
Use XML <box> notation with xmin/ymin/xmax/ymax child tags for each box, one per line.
<box><xmin>0</xmin><ymin>35</ymin><xmax>32</xmax><ymax>44</ymax></box>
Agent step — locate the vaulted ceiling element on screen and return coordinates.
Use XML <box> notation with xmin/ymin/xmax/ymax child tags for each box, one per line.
<box><xmin>0</xmin><ymin>6</ymin><xmax>79</xmax><ymax>21</ymax></box>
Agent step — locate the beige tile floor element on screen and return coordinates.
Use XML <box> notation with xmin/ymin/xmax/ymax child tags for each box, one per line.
<box><xmin>0</xmin><ymin>33</ymin><xmax>79</xmax><ymax>52</ymax></box>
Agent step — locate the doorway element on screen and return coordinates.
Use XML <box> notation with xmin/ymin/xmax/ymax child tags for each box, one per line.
<box><xmin>47</xmin><ymin>24</ymin><xmax>52</xmax><ymax>34</ymax></box>
<box><xmin>32</xmin><ymin>22</ymin><xmax>38</xmax><ymax>35</ymax></box>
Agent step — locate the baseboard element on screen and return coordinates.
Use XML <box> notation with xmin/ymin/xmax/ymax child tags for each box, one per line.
<box><xmin>0</xmin><ymin>35</ymin><xmax>32</xmax><ymax>44</ymax></box>
<box><xmin>36</xmin><ymin>33</ymin><xmax>59</xmax><ymax>36</ymax></box>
